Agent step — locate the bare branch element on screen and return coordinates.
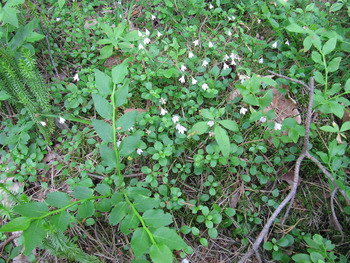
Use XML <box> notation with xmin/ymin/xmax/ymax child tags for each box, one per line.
<box><xmin>267</xmin><ymin>70</ymin><xmax>311</xmax><ymax>92</ymax></box>
<box><xmin>330</xmin><ymin>187</ymin><xmax>344</xmax><ymax>242</ymax></box>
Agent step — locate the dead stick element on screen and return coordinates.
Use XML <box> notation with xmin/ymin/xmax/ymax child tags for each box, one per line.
<box><xmin>267</xmin><ymin>70</ymin><xmax>311</xmax><ymax>91</ymax></box>
<box><xmin>330</xmin><ymin>187</ymin><xmax>344</xmax><ymax>242</ymax></box>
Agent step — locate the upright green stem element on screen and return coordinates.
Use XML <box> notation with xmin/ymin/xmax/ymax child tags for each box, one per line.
<box><xmin>321</xmin><ymin>52</ymin><xmax>328</xmax><ymax>95</ymax></box>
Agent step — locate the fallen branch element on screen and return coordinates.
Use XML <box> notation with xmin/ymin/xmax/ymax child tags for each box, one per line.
<box><xmin>330</xmin><ymin>187</ymin><xmax>344</xmax><ymax>242</ymax></box>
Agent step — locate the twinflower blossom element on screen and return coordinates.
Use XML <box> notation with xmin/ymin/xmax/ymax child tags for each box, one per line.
<box><xmin>56</xmin><ymin>17</ymin><xmax>61</xmax><ymax>22</ymax></box>
<box><xmin>191</xmin><ymin>77</ymin><xmax>198</xmax><ymax>85</ymax></box>
<box><xmin>260</xmin><ymin>116</ymin><xmax>267</xmax><ymax>123</ymax></box>
<box><xmin>145</xmin><ymin>29</ymin><xmax>150</xmax><ymax>36</ymax></box>
<box><xmin>176</xmin><ymin>123</ymin><xmax>187</xmax><ymax>134</ymax></box>
<box><xmin>128</xmin><ymin>126</ymin><xmax>134</xmax><ymax>131</ymax></box>
<box><xmin>285</xmin><ymin>39</ymin><xmax>290</xmax><ymax>46</ymax></box>
<box><xmin>172</xmin><ymin>115</ymin><xmax>179</xmax><ymax>123</ymax></box>
<box><xmin>272</xmin><ymin>41</ymin><xmax>278</xmax><ymax>48</ymax></box>
<box><xmin>208</xmin><ymin>42</ymin><xmax>213</xmax><ymax>48</ymax></box>
<box><xmin>223</xmin><ymin>54</ymin><xmax>230</xmax><ymax>61</ymax></box>
<box><xmin>258</xmin><ymin>57</ymin><xmax>264</xmax><ymax>64</ymax></box>
<box><xmin>180</xmin><ymin>65</ymin><xmax>187</xmax><ymax>71</ymax></box>
<box><xmin>73</xmin><ymin>73</ymin><xmax>79</xmax><ymax>82</ymax></box>
<box><xmin>160</xmin><ymin>108</ymin><xmax>168</xmax><ymax>116</ymax></box>
<box><xmin>209</xmin><ymin>4</ymin><xmax>214</xmax><ymax>9</ymax></box>
<box><xmin>159</xmin><ymin>97</ymin><xmax>166</xmax><ymax>105</ymax></box>
<box><xmin>274</xmin><ymin>123</ymin><xmax>282</xmax><ymax>130</ymax></box>
<box><xmin>138</xmin><ymin>43</ymin><xmax>144</xmax><ymax>50</ymax></box>
<box><xmin>227</xmin><ymin>30</ymin><xmax>232</xmax><ymax>36</ymax></box>
<box><xmin>223</xmin><ymin>63</ymin><xmax>229</xmax><ymax>70</ymax></box>
<box><xmin>40</xmin><ymin>121</ymin><xmax>46</xmax><ymax>126</ymax></box>
<box><xmin>138</xmin><ymin>30</ymin><xmax>143</xmax><ymax>37</ymax></box>
<box><xmin>157</xmin><ymin>31</ymin><xmax>162</xmax><ymax>37</ymax></box>
<box><xmin>188</xmin><ymin>52</ymin><xmax>194</xmax><ymax>58</ymax></box>
<box><xmin>228</xmin><ymin>15</ymin><xmax>236</xmax><ymax>21</ymax></box>
<box><xmin>240</xmin><ymin>107</ymin><xmax>248</xmax><ymax>115</ymax></box>
<box><xmin>202</xmin><ymin>60</ymin><xmax>209</xmax><ymax>67</ymax></box>
<box><xmin>202</xmin><ymin>83</ymin><xmax>209</xmax><ymax>91</ymax></box>
<box><xmin>137</xmin><ymin>148</ymin><xmax>143</xmax><ymax>155</ymax></box>
<box><xmin>144</xmin><ymin>37</ymin><xmax>151</xmax><ymax>45</ymax></box>
<box><xmin>193</xmin><ymin>40</ymin><xmax>199</xmax><ymax>46</ymax></box>
<box><xmin>207</xmin><ymin>120</ymin><xmax>214</xmax><ymax>127</ymax></box>
<box><xmin>151</xmin><ymin>15</ymin><xmax>156</xmax><ymax>20</ymax></box>
<box><xmin>59</xmin><ymin>117</ymin><xmax>66</xmax><ymax>124</ymax></box>
<box><xmin>179</xmin><ymin>75</ymin><xmax>185</xmax><ymax>83</ymax></box>
<box><xmin>209</xmin><ymin>131</ymin><xmax>215</xmax><ymax>137</ymax></box>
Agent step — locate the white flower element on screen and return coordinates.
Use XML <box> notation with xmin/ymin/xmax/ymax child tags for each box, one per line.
<box><xmin>202</xmin><ymin>83</ymin><xmax>209</xmax><ymax>91</ymax></box>
<box><xmin>137</xmin><ymin>148</ymin><xmax>143</xmax><ymax>155</ymax></box>
<box><xmin>138</xmin><ymin>43</ymin><xmax>144</xmax><ymax>50</ymax></box>
<box><xmin>56</xmin><ymin>17</ymin><xmax>61</xmax><ymax>22</ymax></box>
<box><xmin>272</xmin><ymin>41</ymin><xmax>278</xmax><ymax>48</ymax></box>
<box><xmin>208</xmin><ymin>42</ymin><xmax>213</xmax><ymax>48</ymax></box>
<box><xmin>40</xmin><ymin>121</ymin><xmax>46</xmax><ymax>126</ymax></box>
<box><xmin>117</xmin><ymin>141</ymin><xmax>121</xmax><ymax>148</ymax></box>
<box><xmin>188</xmin><ymin>52</ymin><xmax>194</xmax><ymax>58</ymax></box>
<box><xmin>59</xmin><ymin>117</ymin><xmax>66</xmax><ymax>124</ymax></box>
<box><xmin>176</xmin><ymin>123</ymin><xmax>187</xmax><ymax>134</ymax></box>
<box><xmin>128</xmin><ymin>126</ymin><xmax>134</xmax><ymax>131</ymax></box>
<box><xmin>227</xmin><ymin>30</ymin><xmax>232</xmax><ymax>36</ymax></box>
<box><xmin>144</xmin><ymin>37</ymin><xmax>151</xmax><ymax>45</ymax></box>
<box><xmin>207</xmin><ymin>120</ymin><xmax>214</xmax><ymax>127</ymax></box>
<box><xmin>285</xmin><ymin>39</ymin><xmax>290</xmax><ymax>46</ymax></box>
<box><xmin>145</xmin><ymin>29</ymin><xmax>150</xmax><ymax>36</ymax></box>
<box><xmin>159</xmin><ymin>97</ymin><xmax>166</xmax><ymax>105</ymax></box>
<box><xmin>193</xmin><ymin>40</ymin><xmax>199</xmax><ymax>46</ymax></box>
<box><xmin>180</xmin><ymin>65</ymin><xmax>187</xmax><ymax>71</ymax></box>
<box><xmin>240</xmin><ymin>107</ymin><xmax>248</xmax><ymax>115</ymax></box>
<box><xmin>202</xmin><ymin>60</ymin><xmax>209</xmax><ymax>67</ymax></box>
<box><xmin>230</xmin><ymin>52</ymin><xmax>238</xmax><ymax>65</ymax></box>
<box><xmin>145</xmin><ymin>130</ymin><xmax>151</xmax><ymax>135</ymax></box>
<box><xmin>209</xmin><ymin>4</ymin><xmax>214</xmax><ymax>9</ymax></box>
<box><xmin>274</xmin><ymin>122</ymin><xmax>282</xmax><ymax>130</ymax></box>
<box><xmin>160</xmin><ymin>107</ymin><xmax>168</xmax><ymax>115</ymax></box>
<box><xmin>228</xmin><ymin>15</ymin><xmax>236</xmax><ymax>21</ymax></box>
<box><xmin>73</xmin><ymin>73</ymin><xmax>79</xmax><ymax>82</ymax></box>
<box><xmin>179</xmin><ymin>75</ymin><xmax>185</xmax><ymax>83</ymax></box>
<box><xmin>191</xmin><ymin>77</ymin><xmax>198</xmax><ymax>85</ymax></box>
<box><xmin>223</xmin><ymin>54</ymin><xmax>230</xmax><ymax>61</ymax></box>
<box><xmin>223</xmin><ymin>63</ymin><xmax>229</xmax><ymax>70</ymax></box>
<box><xmin>257</xmin><ymin>18</ymin><xmax>261</xmax><ymax>24</ymax></box>
<box><xmin>151</xmin><ymin>15</ymin><xmax>156</xmax><ymax>20</ymax></box>
<box><xmin>258</xmin><ymin>57</ymin><xmax>264</xmax><ymax>64</ymax></box>
<box><xmin>172</xmin><ymin>115</ymin><xmax>179</xmax><ymax>123</ymax></box>
<box><xmin>209</xmin><ymin>131</ymin><xmax>215</xmax><ymax>137</ymax></box>
<box><xmin>138</xmin><ymin>30</ymin><xmax>143</xmax><ymax>37</ymax></box>
<box><xmin>157</xmin><ymin>31</ymin><xmax>162</xmax><ymax>37</ymax></box>
<box><xmin>260</xmin><ymin>116</ymin><xmax>267</xmax><ymax>123</ymax></box>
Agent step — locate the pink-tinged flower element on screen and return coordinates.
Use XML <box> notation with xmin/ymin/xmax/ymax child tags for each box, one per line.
<box><xmin>172</xmin><ymin>115</ymin><xmax>179</xmax><ymax>123</ymax></box>
<box><xmin>207</xmin><ymin>120</ymin><xmax>214</xmax><ymax>127</ymax></box>
<box><xmin>223</xmin><ymin>63</ymin><xmax>229</xmax><ymax>70</ymax></box>
<box><xmin>160</xmin><ymin>108</ymin><xmax>168</xmax><ymax>116</ymax></box>
<box><xmin>272</xmin><ymin>41</ymin><xmax>278</xmax><ymax>48</ymax></box>
<box><xmin>176</xmin><ymin>123</ymin><xmax>187</xmax><ymax>134</ymax></box>
<box><xmin>260</xmin><ymin>116</ymin><xmax>267</xmax><ymax>123</ymax></box>
<box><xmin>274</xmin><ymin>123</ymin><xmax>282</xmax><ymax>130</ymax></box>
<box><xmin>179</xmin><ymin>75</ymin><xmax>185</xmax><ymax>83</ymax></box>
<box><xmin>188</xmin><ymin>52</ymin><xmax>194</xmax><ymax>58</ymax></box>
<box><xmin>157</xmin><ymin>31</ymin><xmax>162</xmax><ymax>37</ymax></box>
<box><xmin>144</xmin><ymin>37</ymin><xmax>151</xmax><ymax>45</ymax></box>
<box><xmin>180</xmin><ymin>65</ymin><xmax>187</xmax><ymax>71</ymax></box>
<box><xmin>191</xmin><ymin>77</ymin><xmax>198</xmax><ymax>85</ymax></box>
<box><xmin>159</xmin><ymin>97</ymin><xmax>166</xmax><ymax>105</ymax></box>
<box><xmin>208</xmin><ymin>42</ymin><xmax>213</xmax><ymax>48</ymax></box>
<box><xmin>240</xmin><ymin>107</ymin><xmax>248</xmax><ymax>115</ymax></box>
<box><xmin>59</xmin><ymin>117</ymin><xmax>66</xmax><ymax>124</ymax></box>
<box><xmin>138</xmin><ymin>43</ymin><xmax>144</xmax><ymax>49</ymax></box>
<box><xmin>145</xmin><ymin>130</ymin><xmax>151</xmax><ymax>135</ymax></box>
<box><xmin>202</xmin><ymin>83</ymin><xmax>209</xmax><ymax>91</ymax></box>
<box><xmin>202</xmin><ymin>60</ymin><xmax>209</xmax><ymax>67</ymax></box>
<box><xmin>73</xmin><ymin>73</ymin><xmax>79</xmax><ymax>82</ymax></box>
<box><xmin>40</xmin><ymin>121</ymin><xmax>46</xmax><ymax>126</ymax></box>
<box><xmin>209</xmin><ymin>131</ymin><xmax>215</xmax><ymax>137</ymax></box>
<box><xmin>137</xmin><ymin>148</ymin><xmax>143</xmax><ymax>155</ymax></box>
<box><xmin>193</xmin><ymin>40</ymin><xmax>199</xmax><ymax>46</ymax></box>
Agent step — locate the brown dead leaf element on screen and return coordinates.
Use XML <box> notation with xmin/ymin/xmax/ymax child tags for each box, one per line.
<box><xmin>104</xmin><ymin>55</ymin><xmax>123</xmax><ymax>69</ymax></box>
<box><xmin>281</xmin><ymin>170</ymin><xmax>301</xmax><ymax>187</ymax></box>
<box><xmin>229</xmin><ymin>191</ymin><xmax>241</xmax><ymax>209</ymax></box>
<box><xmin>124</xmin><ymin>108</ymin><xmax>147</xmax><ymax>114</ymax></box>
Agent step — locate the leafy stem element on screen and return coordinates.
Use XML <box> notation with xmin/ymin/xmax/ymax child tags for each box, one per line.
<box><xmin>321</xmin><ymin>51</ymin><xmax>329</xmax><ymax>94</ymax></box>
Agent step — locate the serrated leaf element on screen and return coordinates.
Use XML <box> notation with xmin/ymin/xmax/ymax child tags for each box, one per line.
<box><xmin>1</xmin><ymin>6</ymin><xmax>19</xmax><ymax>27</ymax></box>
<box><xmin>120</xmin><ymin>213</ymin><xmax>139</xmax><ymax>234</ymax></box>
<box><xmin>78</xmin><ymin>201</ymin><xmax>95</xmax><ymax>218</ymax></box>
<box><xmin>214</xmin><ymin>125</ymin><xmax>231</xmax><ymax>158</ymax></box>
<box><xmin>94</xmin><ymin>69</ymin><xmax>112</xmax><ymax>95</ymax></box>
<box><xmin>191</xmin><ymin>121</ymin><xmax>209</xmax><ymax>135</ymax></box>
<box><xmin>131</xmin><ymin>228</ymin><xmax>152</xmax><ymax>257</ymax></box>
<box><xmin>109</xmin><ymin>201</ymin><xmax>128</xmax><ymax>225</ymax></box>
<box><xmin>153</xmin><ymin>227</ymin><xmax>187</xmax><ymax>250</ymax></box>
<box><xmin>92</xmin><ymin>119</ymin><xmax>113</xmax><ymax>142</ymax></box>
<box><xmin>119</xmin><ymin>134</ymin><xmax>141</xmax><ymax>157</ymax></box>
<box><xmin>327</xmin><ymin>57</ymin><xmax>341</xmax><ymax>72</ymax></box>
<box><xmin>218</xmin><ymin>120</ymin><xmax>238</xmax><ymax>132</ymax></box>
<box><xmin>132</xmin><ymin>195</ymin><xmax>160</xmax><ymax>212</ymax></box>
<box><xmin>71</xmin><ymin>186</ymin><xmax>93</xmax><ymax>200</ymax></box>
<box><xmin>142</xmin><ymin>209</ymin><xmax>173</xmax><ymax>228</ymax></box>
<box><xmin>0</xmin><ymin>217</ymin><xmax>31</xmax><ymax>232</ymax></box>
<box><xmin>115</xmin><ymin>111</ymin><xmax>138</xmax><ymax>132</ymax></box>
<box><xmin>14</xmin><ymin>202</ymin><xmax>48</xmax><ymax>218</ymax></box>
<box><xmin>111</xmin><ymin>192</ymin><xmax>123</xmax><ymax>205</ymax></box>
<box><xmin>23</xmin><ymin>219</ymin><xmax>46</xmax><ymax>255</ymax></box>
<box><xmin>46</xmin><ymin>192</ymin><xmax>71</xmax><ymax>208</ymax></box>
<box><xmin>322</xmin><ymin>37</ymin><xmax>337</xmax><ymax>56</ymax></box>
<box><xmin>112</xmin><ymin>60</ymin><xmax>128</xmax><ymax>84</ymax></box>
<box><xmin>92</xmin><ymin>94</ymin><xmax>113</xmax><ymax>120</ymax></box>
<box><xmin>50</xmin><ymin>211</ymin><xmax>70</xmax><ymax>231</ymax></box>
<box><xmin>95</xmin><ymin>184</ymin><xmax>112</xmax><ymax>195</ymax></box>
<box><xmin>100</xmin><ymin>144</ymin><xmax>117</xmax><ymax>168</ymax></box>
<box><xmin>150</xmin><ymin>244</ymin><xmax>172</xmax><ymax>263</ymax></box>
<box><xmin>96</xmin><ymin>198</ymin><xmax>112</xmax><ymax>212</ymax></box>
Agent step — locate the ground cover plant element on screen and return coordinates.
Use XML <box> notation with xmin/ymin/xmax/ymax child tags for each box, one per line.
<box><xmin>0</xmin><ymin>0</ymin><xmax>350</xmax><ymax>262</ymax></box>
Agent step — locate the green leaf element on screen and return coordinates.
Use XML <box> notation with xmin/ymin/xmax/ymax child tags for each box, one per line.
<box><xmin>327</xmin><ymin>57</ymin><xmax>341</xmax><ymax>72</ymax></box>
<box><xmin>259</xmin><ymin>89</ymin><xmax>273</xmax><ymax>109</ymax></box>
<box><xmin>320</xmin><ymin>125</ymin><xmax>338</xmax><ymax>133</ymax></box>
<box><xmin>218</xmin><ymin>120</ymin><xmax>238</xmax><ymax>132</ymax></box>
<box><xmin>142</xmin><ymin>209</ymin><xmax>173</xmax><ymax>228</ymax></box>
<box><xmin>208</xmin><ymin>228</ymin><xmax>218</xmax><ymax>238</ymax></box>
<box><xmin>120</xmin><ymin>213</ymin><xmax>139</xmax><ymax>234</ymax></box>
<box><xmin>1</xmin><ymin>6</ymin><xmax>19</xmax><ymax>27</ymax></box>
<box><xmin>95</xmin><ymin>184</ymin><xmax>112</xmax><ymax>195</ymax></box>
<box><xmin>92</xmin><ymin>94</ymin><xmax>113</xmax><ymax>120</ymax></box>
<box><xmin>50</xmin><ymin>211</ymin><xmax>70</xmax><ymax>231</ymax></box>
<box><xmin>112</xmin><ymin>60</ymin><xmax>129</xmax><ymax>84</ymax></box>
<box><xmin>111</xmin><ymin>192</ymin><xmax>123</xmax><ymax>205</ymax></box>
<box><xmin>78</xmin><ymin>201</ymin><xmax>95</xmax><ymax>218</ymax></box>
<box><xmin>322</xmin><ymin>37</ymin><xmax>337</xmax><ymax>56</ymax></box>
<box><xmin>14</xmin><ymin>202</ymin><xmax>48</xmax><ymax>218</ymax></box>
<box><xmin>200</xmin><ymin>237</ymin><xmax>208</xmax><ymax>247</ymax></box>
<box><xmin>191</xmin><ymin>121</ymin><xmax>209</xmax><ymax>135</ymax></box>
<box><xmin>99</xmin><ymin>44</ymin><xmax>113</xmax><ymax>59</ymax></box>
<box><xmin>303</xmin><ymin>35</ymin><xmax>312</xmax><ymax>52</ymax></box>
<box><xmin>330</xmin><ymin>2</ymin><xmax>343</xmax><ymax>12</ymax></box>
<box><xmin>243</xmin><ymin>94</ymin><xmax>259</xmax><ymax>106</ymax></box>
<box><xmin>109</xmin><ymin>201</ymin><xmax>128</xmax><ymax>225</ymax></box>
<box><xmin>263</xmin><ymin>242</ymin><xmax>273</xmax><ymax>251</ymax></box>
<box><xmin>329</xmin><ymin>100</ymin><xmax>344</xmax><ymax>118</ymax></box>
<box><xmin>200</xmin><ymin>109</ymin><xmax>214</xmax><ymax>120</ymax></box>
<box><xmin>124</xmin><ymin>30</ymin><xmax>141</xmax><ymax>41</ymax></box>
<box><xmin>0</xmin><ymin>217</ymin><xmax>31</xmax><ymax>232</ymax></box>
<box><xmin>58</xmin><ymin>0</ymin><xmax>65</xmax><ymax>9</ymax></box>
<box><xmin>311</xmin><ymin>51</ymin><xmax>323</xmax><ymax>65</ymax></box>
<box><xmin>209</xmin><ymin>66</ymin><xmax>220</xmax><ymax>78</ymax></box>
<box><xmin>119</xmin><ymin>134</ymin><xmax>141</xmax><ymax>157</ymax></box>
<box><xmin>278</xmin><ymin>236</ymin><xmax>291</xmax><ymax>247</ymax></box>
<box><xmin>310</xmin><ymin>252</ymin><xmax>324</xmax><ymax>262</ymax></box>
<box><xmin>46</xmin><ymin>192</ymin><xmax>71</xmax><ymax>208</ymax></box>
<box><xmin>133</xmin><ymin>195</ymin><xmax>160</xmax><ymax>212</ymax></box>
<box><xmin>214</xmin><ymin>125</ymin><xmax>231</xmax><ymax>158</ymax></box>
<box><xmin>115</xmin><ymin>111</ymin><xmax>138</xmax><ymax>132</ymax></box>
<box><xmin>96</xmin><ymin>198</ymin><xmax>112</xmax><ymax>212</ymax></box>
<box><xmin>25</xmin><ymin>32</ymin><xmax>45</xmax><ymax>42</ymax></box>
<box><xmin>71</xmin><ymin>186</ymin><xmax>94</xmax><ymax>200</ymax></box>
<box><xmin>5</xmin><ymin>0</ymin><xmax>25</xmax><ymax>7</ymax></box>
<box><xmin>131</xmin><ymin>228</ymin><xmax>152</xmax><ymax>257</ymax></box>
<box><xmin>292</xmin><ymin>254</ymin><xmax>311</xmax><ymax>263</ymax></box>
<box><xmin>0</xmin><ymin>90</ymin><xmax>11</xmax><ymax>100</ymax></box>
<box><xmin>92</xmin><ymin>119</ymin><xmax>113</xmax><ymax>142</ymax></box>
<box><xmin>100</xmin><ymin>145</ymin><xmax>117</xmax><ymax>168</ymax></box>
<box><xmin>313</xmin><ymin>71</ymin><xmax>325</xmax><ymax>85</ymax></box>
<box><xmin>115</xmin><ymin>80</ymin><xmax>130</xmax><ymax>107</ymax></box>
<box><xmin>340</xmin><ymin>122</ymin><xmax>350</xmax><ymax>133</ymax></box>
<box><xmin>153</xmin><ymin>227</ymin><xmax>187</xmax><ymax>250</ymax></box>
<box><xmin>94</xmin><ymin>69</ymin><xmax>112</xmax><ymax>95</ymax></box>
<box><xmin>286</xmin><ymin>23</ymin><xmax>305</xmax><ymax>34</ymax></box>
<box><xmin>311</xmin><ymin>34</ymin><xmax>322</xmax><ymax>50</ymax></box>
<box><xmin>345</xmin><ymin>78</ymin><xmax>350</xmax><ymax>92</ymax></box>
<box><xmin>23</xmin><ymin>219</ymin><xmax>46</xmax><ymax>255</ymax></box>
<box><xmin>150</xmin><ymin>244</ymin><xmax>172</xmax><ymax>263</ymax></box>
